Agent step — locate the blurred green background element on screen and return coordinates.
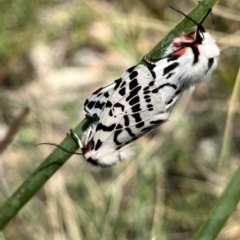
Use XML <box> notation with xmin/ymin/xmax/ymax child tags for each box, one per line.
<box><xmin>0</xmin><ymin>0</ymin><xmax>240</xmax><ymax>239</ymax></box>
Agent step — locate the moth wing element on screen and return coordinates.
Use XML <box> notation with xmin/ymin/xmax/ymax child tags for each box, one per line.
<box><xmin>84</xmin><ymin>81</ymin><xmax>117</xmax><ymax>118</ymax></box>
<box><xmin>91</xmin><ymin>64</ymin><xmax>168</xmax><ymax>153</ymax></box>
<box><xmin>84</xmin><ymin>66</ymin><xmax>138</xmax><ymax>119</ymax></box>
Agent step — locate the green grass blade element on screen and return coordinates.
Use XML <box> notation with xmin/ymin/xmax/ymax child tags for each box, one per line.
<box><xmin>0</xmin><ymin>0</ymin><xmax>218</xmax><ymax>230</ymax></box>
<box><xmin>192</xmin><ymin>167</ymin><xmax>240</xmax><ymax>240</ymax></box>
<box><xmin>0</xmin><ymin>118</ymin><xmax>90</xmax><ymax>230</ymax></box>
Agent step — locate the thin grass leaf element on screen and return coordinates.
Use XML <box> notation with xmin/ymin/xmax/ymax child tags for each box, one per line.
<box><xmin>192</xmin><ymin>166</ymin><xmax>240</xmax><ymax>240</ymax></box>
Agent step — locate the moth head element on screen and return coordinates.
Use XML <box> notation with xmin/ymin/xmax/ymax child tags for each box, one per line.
<box><xmin>170</xmin><ymin>7</ymin><xmax>213</xmax><ymax>44</ymax></box>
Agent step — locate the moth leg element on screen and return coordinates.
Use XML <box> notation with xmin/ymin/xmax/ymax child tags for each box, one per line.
<box><xmin>70</xmin><ymin>129</ymin><xmax>83</xmax><ymax>149</ymax></box>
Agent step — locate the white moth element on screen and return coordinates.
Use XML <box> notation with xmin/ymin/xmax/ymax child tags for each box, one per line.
<box><xmin>72</xmin><ymin>64</ymin><xmax>169</xmax><ymax>167</ymax></box>
<box><xmin>73</xmin><ymin>8</ymin><xmax>220</xmax><ymax>167</ymax></box>
<box><xmin>40</xmin><ymin>8</ymin><xmax>220</xmax><ymax>167</ymax></box>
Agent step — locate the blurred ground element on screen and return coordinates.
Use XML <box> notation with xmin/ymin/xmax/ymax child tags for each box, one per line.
<box><xmin>0</xmin><ymin>0</ymin><xmax>240</xmax><ymax>239</ymax></box>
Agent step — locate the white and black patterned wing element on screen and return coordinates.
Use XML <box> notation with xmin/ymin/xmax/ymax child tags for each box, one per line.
<box><xmin>85</xmin><ymin>64</ymin><xmax>168</xmax><ymax>166</ymax></box>
<box><xmin>83</xmin><ymin>66</ymin><xmax>138</xmax><ymax>119</ymax></box>
<box><xmin>83</xmin><ymin>81</ymin><xmax>116</xmax><ymax>119</ymax></box>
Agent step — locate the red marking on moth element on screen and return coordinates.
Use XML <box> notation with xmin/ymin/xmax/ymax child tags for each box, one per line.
<box><xmin>173</xmin><ymin>47</ymin><xmax>187</xmax><ymax>56</ymax></box>
<box><xmin>172</xmin><ymin>32</ymin><xmax>195</xmax><ymax>48</ymax></box>
<box><xmin>82</xmin><ymin>143</ymin><xmax>92</xmax><ymax>154</ymax></box>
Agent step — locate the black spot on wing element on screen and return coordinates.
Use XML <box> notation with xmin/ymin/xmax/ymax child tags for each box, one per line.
<box><xmin>129</xmin><ymin>71</ymin><xmax>138</xmax><ymax>80</ymax></box>
<box><xmin>116</xmin><ymin>124</ymin><xmax>122</xmax><ymax>129</ymax></box>
<box><xmin>94</xmin><ymin>139</ymin><xmax>102</xmax><ymax>151</ymax></box>
<box><xmin>150</xmin><ymin>119</ymin><xmax>164</xmax><ymax>125</ymax></box>
<box><xmin>92</xmin><ymin>87</ymin><xmax>103</xmax><ymax>95</ymax></box>
<box><xmin>129</xmin><ymin>96</ymin><xmax>140</xmax><ymax>107</ymax></box>
<box><xmin>166</xmin><ymin>72</ymin><xmax>174</xmax><ymax>79</ymax></box>
<box><xmin>144</xmin><ymin>95</ymin><xmax>151</xmax><ymax>103</ymax></box>
<box><xmin>207</xmin><ymin>58</ymin><xmax>214</xmax><ymax>72</ymax></box>
<box><xmin>97</xmin><ymin>92</ymin><xmax>102</xmax><ymax>97</ymax></box>
<box><xmin>129</xmin><ymin>79</ymin><xmax>138</xmax><ymax>90</ymax></box>
<box><xmin>175</xmin><ymin>89</ymin><xmax>182</xmax><ymax>95</ymax></box>
<box><xmin>84</xmin><ymin>99</ymin><xmax>89</xmax><ymax>106</ymax></box>
<box><xmin>114</xmin><ymin>102</ymin><xmax>125</xmax><ymax>112</ymax></box>
<box><xmin>87</xmin><ymin>100</ymin><xmax>95</xmax><ymax>110</ymax></box>
<box><xmin>95</xmin><ymin>101</ymin><xmax>105</xmax><ymax>110</ymax></box>
<box><xmin>119</xmin><ymin>87</ymin><xmax>126</xmax><ymax>96</ymax></box>
<box><xmin>126</xmin><ymin>86</ymin><xmax>141</xmax><ymax>102</ymax></box>
<box><xmin>114</xmin><ymin>125</ymin><xmax>123</xmax><ymax>145</ymax></box>
<box><xmin>106</xmin><ymin>100</ymin><xmax>112</xmax><ymax>108</ymax></box>
<box><xmin>127</xmin><ymin>65</ymin><xmax>137</xmax><ymax>73</ymax></box>
<box><xmin>113</xmin><ymin>78</ymin><xmax>122</xmax><ymax>90</ymax></box>
<box><xmin>149</xmin><ymin>68</ymin><xmax>156</xmax><ymax>79</ymax></box>
<box><xmin>115</xmin><ymin>146</ymin><xmax>122</xmax><ymax>150</ymax></box>
<box><xmin>136</xmin><ymin>122</ymin><xmax>144</xmax><ymax>128</ymax></box>
<box><xmin>166</xmin><ymin>99</ymin><xmax>173</xmax><ymax>105</ymax></box>
<box><xmin>158</xmin><ymin>83</ymin><xmax>177</xmax><ymax>90</ymax></box>
<box><xmin>124</xmin><ymin>115</ymin><xmax>130</xmax><ymax>126</ymax></box>
<box><xmin>143</xmin><ymin>87</ymin><xmax>150</xmax><ymax>94</ymax></box>
<box><xmin>125</xmin><ymin>127</ymin><xmax>136</xmax><ymax>137</ymax></box>
<box><xmin>104</xmin><ymin>92</ymin><xmax>109</xmax><ymax>98</ymax></box>
<box><xmin>132</xmin><ymin>112</ymin><xmax>142</xmax><ymax>122</ymax></box>
<box><xmin>132</xmin><ymin>104</ymin><xmax>141</xmax><ymax>115</ymax></box>
<box><xmin>118</xmin><ymin>81</ymin><xmax>127</xmax><ymax>96</ymax></box>
<box><xmin>152</xmin><ymin>88</ymin><xmax>158</xmax><ymax>94</ymax></box>
<box><xmin>167</xmin><ymin>55</ymin><xmax>180</xmax><ymax>62</ymax></box>
<box><xmin>119</xmin><ymin>80</ymin><xmax>126</xmax><ymax>88</ymax></box>
<box><xmin>163</xmin><ymin>62</ymin><xmax>179</xmax><ymax>76</ymax></box>
<box><xmin>147</xmin><ymin>104</ymin><xmax>154</xmax><ymax>111</ymax></box>
<box><xmin>149</xmin><ymin>81</ymin><xmax>155</xmax><ymax>86</ymax></box>
<box><xmin>96</xmin><ymin>123</ymin><xmax>116</xmax><ymax>132</ymax></box>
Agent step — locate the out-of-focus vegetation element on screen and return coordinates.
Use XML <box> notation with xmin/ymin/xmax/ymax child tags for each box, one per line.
<box><xmin>0</xmin><ymin>0</ymin><xmax>240</xmax><ymax>239</ymax></box>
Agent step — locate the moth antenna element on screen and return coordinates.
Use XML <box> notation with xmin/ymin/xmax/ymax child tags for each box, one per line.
<box><xmin>169</xmin><ymin>6</ymin><xmax>212</xmax><ymax>30</ymax></box>
<box><xmin>199</xmin><ymin>8</ymin><xmax>212</xmax><ymax>26</ymax></box>
<box><xmin>35</xmin><ymin>142</ymin><xmax>83</xmax><ymax>155</ymax></box>
<box><xmin>169</xmin><ymin>6</ymin><xmax>199</xmax><ymax>26</ymax></box>
<box><xmin>210</xmin><ymin>10</ymin><xmax>214</xmax><ymax>33</ymax></box>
